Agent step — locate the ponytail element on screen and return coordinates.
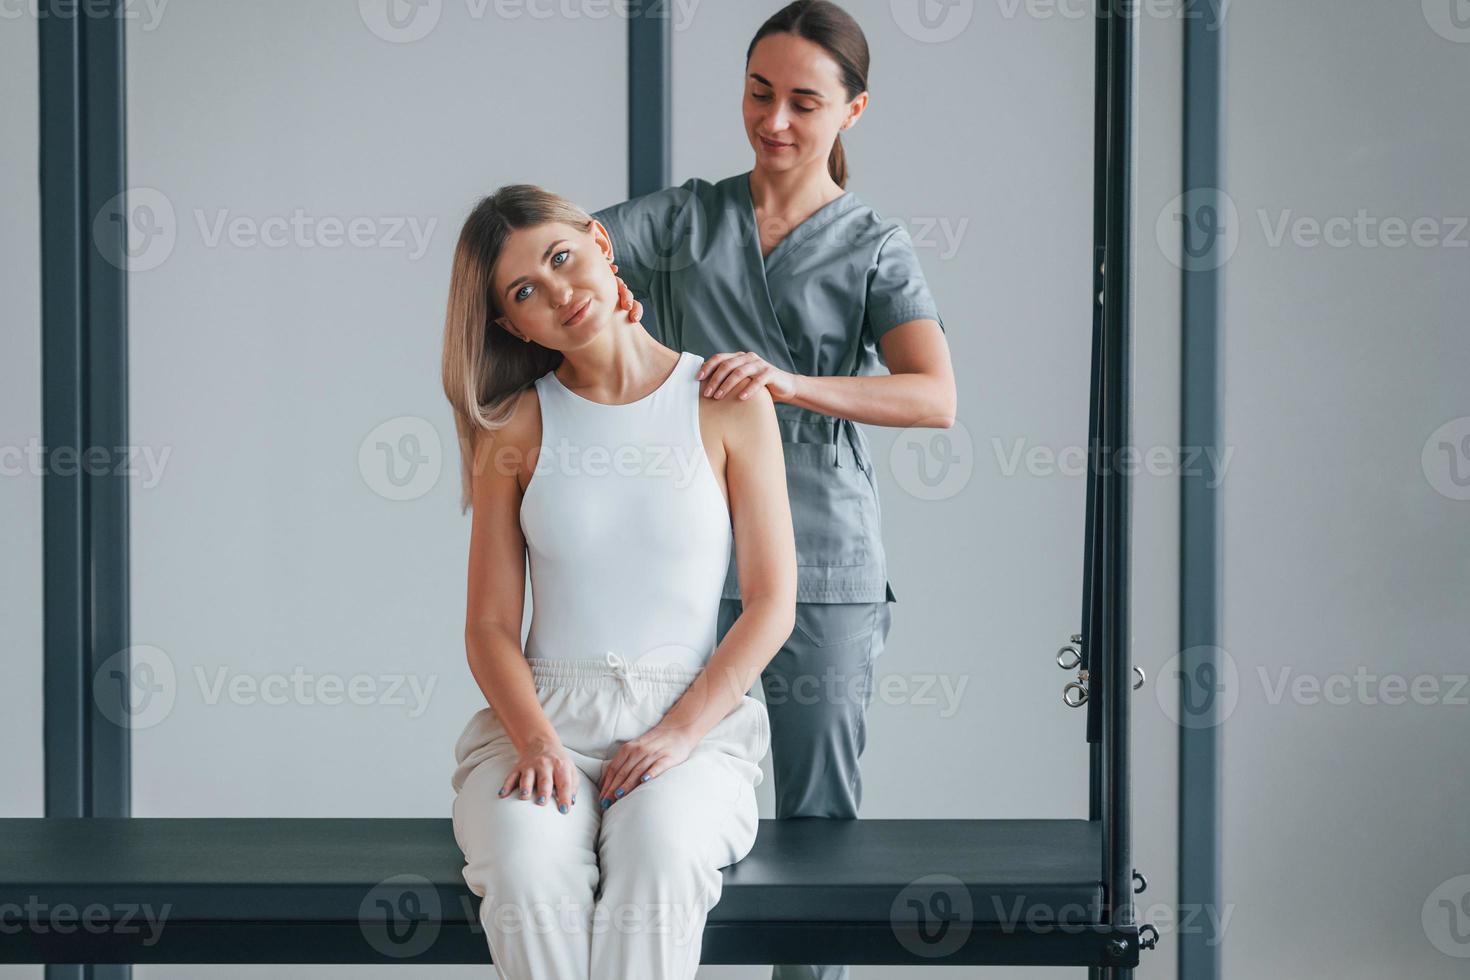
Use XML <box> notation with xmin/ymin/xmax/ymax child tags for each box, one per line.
<box><xmin>827</xmin><ymin>132</ymin><xmax>848</xmax><ymax>188</ymax></box>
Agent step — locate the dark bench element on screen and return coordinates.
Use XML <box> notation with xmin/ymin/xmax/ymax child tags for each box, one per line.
<box><xmin>0</xmin><ymin>817</ymin><xmax>1138</xmax><ymax>966</ymax></box>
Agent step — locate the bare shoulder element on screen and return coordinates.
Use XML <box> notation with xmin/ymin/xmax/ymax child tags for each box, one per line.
<box><xmin>500</xmin><ymin>385</ymin><xmax>542</xmax><ymax>442</ymax></box>
<box><xmin>697</xmin><ymin>383</ymin><xmax>778</xmax><ymax>451</ymax></box>
<box><xmin>470</xmin><ymin>385</ymin><xmax>542</xmax><ymax>494</ymax></box>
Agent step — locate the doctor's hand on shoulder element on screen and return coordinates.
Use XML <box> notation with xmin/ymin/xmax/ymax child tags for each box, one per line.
<box><xmin>696</xmin><ymin>351</ymin><xmax>797</xmax><ymax>403</ymax></box>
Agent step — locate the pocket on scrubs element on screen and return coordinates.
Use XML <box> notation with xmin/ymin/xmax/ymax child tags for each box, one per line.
<box><xmin>784</xmin><ymin>442</ymin><xmax>876</xmax><ymax>567</ymax></box>
<box><xmin>791</xmin><ymin>601</ymin><xmax>879</xmax><ymax>648</ymax></box>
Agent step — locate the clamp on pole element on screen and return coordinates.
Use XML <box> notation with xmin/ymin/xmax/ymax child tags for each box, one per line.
<box><xmin>1058</xmin><ymin>632</ymin><xmax>1090</xmax><ymax>707</ymax></box>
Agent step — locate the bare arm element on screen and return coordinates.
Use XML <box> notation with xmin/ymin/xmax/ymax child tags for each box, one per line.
<box><xmin>463</xmin><ymin>393</ymin><xmax>578</xmax><ymax>808</ymax></box>
<box><xmin>699</xmin><ymin>319</ymin><xmax>957</xmax><ymax>429</ymax></box>
<box><xmin>661</xmin><ymin>384</ymin><xmax>796</xmax><ymax>738</ymax></box>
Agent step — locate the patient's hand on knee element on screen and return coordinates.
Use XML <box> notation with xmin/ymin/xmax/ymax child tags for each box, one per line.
<box><xmin>496</xmin><ymin>735</ymin><xmax>580</xmax><ymax>815</ymax></box>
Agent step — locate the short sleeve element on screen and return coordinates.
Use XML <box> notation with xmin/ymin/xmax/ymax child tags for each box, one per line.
<box><xmin>864</xmin><ymin>226</ymin><xmax>945</xmax><ymax>341</ymax></box>
<box><xmin>591</xmin><ymin>179</ymin><xmax>700</xmax><ymax>297</ymax></box>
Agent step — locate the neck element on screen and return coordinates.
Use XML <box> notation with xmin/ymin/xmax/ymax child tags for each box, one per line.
<box><xmin>748</xmin><ymin>159</ymin><xmax>844</xmax><ymax>215</ymax></box>
<box><xmin>555</xmin><ymin>327</ymin><xmax>677</xmax><ymax>399</ymax></box>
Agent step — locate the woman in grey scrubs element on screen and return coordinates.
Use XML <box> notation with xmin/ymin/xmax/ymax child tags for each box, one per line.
<box><xmin>593</xmin><ymin>4</ymin><xmax>953</xmax><ymax>974</ymax></box>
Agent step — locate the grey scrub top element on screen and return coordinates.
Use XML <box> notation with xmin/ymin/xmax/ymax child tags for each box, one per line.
<box><xmin>593</xmin><ymin>170</ymin><xmax>945</xmax><ymax>604</ymax></box>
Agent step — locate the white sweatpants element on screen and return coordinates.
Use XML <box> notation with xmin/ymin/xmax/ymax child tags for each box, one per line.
<box><xmin>450</xmin><ymin>655</ymin><xmax>770</xmax><ymax>979</ymax></box>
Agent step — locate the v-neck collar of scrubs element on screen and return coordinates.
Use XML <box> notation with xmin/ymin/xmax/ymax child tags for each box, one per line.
<box><xmin>741</xmin><ymin>169</ymin><xmax>858</xmax><ymax>274</ymax></box>
<box><xmin>738</xmin><ymin>170</ymin><xmax>860</xmax><ymax>372</ymax></box>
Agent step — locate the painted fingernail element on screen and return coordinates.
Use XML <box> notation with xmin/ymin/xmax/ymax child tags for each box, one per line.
<box><xmin>641</xmin><ymin>773</ymin><xmax>650</xmax><ymax>782</ymax></box>
<box><xmin>536</xmin><ymin>795</ymin><xmax>546</xmax><ymax>804</ymax></box>
<box><xmin>614</xmin><ymin>788</ymin><xmax>625</xmax><ymax>798</ymax></box>
<box><xmin>601</xmin><ymin>798</ymin><xmax>611</xmax><ymax>809</ymax></box>
<box><xmin>559</xmin><ymin>803</ymin><xmax>568</xmax><ymax>813</ymax></box>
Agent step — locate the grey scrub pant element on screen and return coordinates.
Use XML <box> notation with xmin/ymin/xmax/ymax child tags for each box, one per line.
<box><xmin>716</xmin><ymin>596</ymin><xmax>894</xmax><ymax>980</ymax></box>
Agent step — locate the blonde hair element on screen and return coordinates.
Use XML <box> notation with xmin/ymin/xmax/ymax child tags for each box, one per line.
<box><xmin>440</xmin><ymin>184</ymin><xmax>595</xmax><ymax>513</ymax></box>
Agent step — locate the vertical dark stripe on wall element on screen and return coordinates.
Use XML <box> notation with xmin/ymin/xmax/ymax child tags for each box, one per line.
<box><xmin>1179</xmin><ymin>8</ymin><xmax>1224</xmax><ymax>980</ymax></box>
<box><xmin>40</xmin><ymin>4</ymin><xmax>131</xmax><ymax>976</ymax></box>
<box><xmin>627</xmin><ymin>5</ymin><xmax>671</xmax><ymax>196</ymax></box>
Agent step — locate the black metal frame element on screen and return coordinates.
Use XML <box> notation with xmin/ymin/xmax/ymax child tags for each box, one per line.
<box><xmin>1083</xmin><ymin>1</ymin><xmax>1139</xmax><ymax>977</ymax></box>
<box><xmin>9</xmin><ymin>921</ymin><xmax>1142</xmax><ymax>966</ymax></box>
<box><xmin>39</xmin><ymin>2</ymin><xmax>131</xmax><ymax>979</ymax></box>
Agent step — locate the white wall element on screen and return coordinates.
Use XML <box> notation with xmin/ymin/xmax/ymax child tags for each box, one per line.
<box><xmin>0</xmin><ymin>0</ymin><xmax>44</xmax><ymax>822</ymax></box>
<box><xmin>0</xmin><ymin>6</ymin><xmax>45</xmax><ymax>980</ymax></box>
<box><xmin>1219</xmin><ymin>2</ymin><xmax>1470</xmax><ymax>978</ymax></box>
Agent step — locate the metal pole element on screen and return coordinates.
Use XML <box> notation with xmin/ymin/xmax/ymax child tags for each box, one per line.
<box><xmin>1100</xmin><ymin>0</ymin><xmax>1137</xmax><ymax>974</ymax></box>
<box><xmin>40</xmin><ymin>1</ymin><xmax>131</xmax><ymax>977</ymax></box>
<box><xmin>628</xmin><ymin>6</ymin><xmax>671</xmax><ymax>197</ymax></box>
<box><xmin>1085</xmin><ymin>0</ymin><xmax>1112</xmax><ymax>831</ymax></box>
<box><xmin>1179</xmin><ymin>4</ymin><xmax>1226</xmax><ymax>978</ymax></box>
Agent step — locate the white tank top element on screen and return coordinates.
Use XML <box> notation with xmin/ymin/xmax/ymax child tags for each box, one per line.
<box><xmin>519</xmin><ymin>350</ymin><xmax>733</xmax><ymax>672</ymax></box>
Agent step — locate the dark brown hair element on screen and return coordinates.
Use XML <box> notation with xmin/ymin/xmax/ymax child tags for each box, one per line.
<box><xmin>746</xmin><ymin>1</ymin><xmax>870</xmax><ymax>189</ymax></box>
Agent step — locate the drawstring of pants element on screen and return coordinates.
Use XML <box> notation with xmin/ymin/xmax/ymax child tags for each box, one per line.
<box><xmin>604</xmin><ymin>650</ymin><xmax>642</xmax><ymax>704</ymax></box>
